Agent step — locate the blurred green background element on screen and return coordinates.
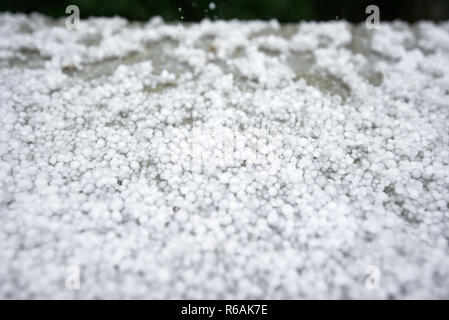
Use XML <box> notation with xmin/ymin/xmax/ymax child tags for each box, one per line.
<box><xmin>1</xmin><ymin>0</ymin><xmax>448</xmax><ymax>22</ymax></box>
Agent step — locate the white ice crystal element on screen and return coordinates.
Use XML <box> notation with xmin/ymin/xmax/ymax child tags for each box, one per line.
<box><xmin>0</xmin><ymin>13</ymin><xmax>449</xmax><ymax>299</ymax></box>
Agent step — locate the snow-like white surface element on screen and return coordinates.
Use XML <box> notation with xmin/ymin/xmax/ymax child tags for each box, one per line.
<box><xmin>1</xmin><ymin>13</ymin><xmax>449</xmax><ymax>299</ymax></box>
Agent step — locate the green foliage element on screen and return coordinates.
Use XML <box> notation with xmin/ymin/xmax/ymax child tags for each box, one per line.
<box><xmin>0</xmin><ymin>0</ymin><xmax>448</xmax><ymax>22</ymax></box>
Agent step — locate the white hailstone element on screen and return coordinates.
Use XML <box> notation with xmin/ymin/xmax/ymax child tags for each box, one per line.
<box><xmin>268</xmin><ymin>186</ymin><xmax>278</xmax><ymax>197</ymax></box>
<box><xmin>267</xmin><ymin>210</ymin><xmax>279</xmax><ymax>225</ymax></box>
<box><xmin>17</xmin><ymin>178</ymin><xmax>33</xmax><ymax>191</ymax></box>
<box><xmin>175</xmin><ymin>209</ymin><xmax>189</xmax><ymax>223</ymax></box>
<box><xmin>281</xmin><ymin>204</ymin><xmax>294</xmax><ymax>217</ymax></box>
<box><xmin>82</xmin><ymin>147</ymin><xmax>94</xmax><ymax>158</ymax></box>
<box><xmin>84</xmin><ymin>183</ymin><xmax>95</xmax><ymax>194</ymax></box>
<box><xmin>117</xmin><ymin>141</ymin><xmax>127</xmax><ymax>149</ymax></box>
<box><xmin>138</xmin><ymin>214</ymin><xmax>149</xmax><ymax>224</ymax></box>
<box><xmin>97</xmin><ymin>138</ymin><xmax>106</xmax><ymax>147</ymax></box>
<box><xmin>283</xmin><ymin>148</ymin><xmax>293</xmax><ymax>159</ymax></box>
<box><xmin>70</xmin><ymin>160</ymin><xmax>81</xmax><ymax>170</ymax></box>
<box><xmin>130</xmin><ymin>161</ymin><xmax>140</xmax><ymax>170</ymax></box>
<box><xmin>211</xmin><ymin>191</ymin><xmax>222</xmax><ymax>202</ymax></box>
<box><xmin>49</xmin><ymin>155</ymin><xmax>57</xmax><ymax>165</ymax></box>
<box><xmin>160</xmin><ymin>154</ymin><xmax>170</xmax><ymax>164</ymax></box>
<box><xmin>170</xmin><ymin>154</ymin><xmax>179</xmax><ymax>163</ymax></box>
<box><xmin>111</xmin><ymin>210</ymin><xmax>122</xmax><ymax>222</ymax></box>
<box><xmin>185</xmin><ymin>192</ymin><xmax>196</xmax><ymax>203</ymax></box>
<box><xmin>1</xmin><ymin>14</ymin><xmax>449</xmax><ymax>300</ymax></box>
<box><xmin>110</xmin><ymin>198</ymin><xmax>123</xmax><ymax>211</ymax></box>
<box><xmin>166</xmin><ymin>115</ymin><xmax>176</xmax><ymax>125</ymax></box>
<box><xmin>411</xmin><ymin>168</ymin><xmax>422</xmax><ymax>179</ymax></box>
<box><xmin>191</xmin><ymin>164</ymin><xmax>202</xmax><ymax>173</ymax></box>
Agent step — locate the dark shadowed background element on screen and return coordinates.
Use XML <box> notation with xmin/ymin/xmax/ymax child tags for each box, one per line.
<box><xmin>1</xmin><ymin>0</ymin><xmax>448</xmax><ymax>22</ymax></box>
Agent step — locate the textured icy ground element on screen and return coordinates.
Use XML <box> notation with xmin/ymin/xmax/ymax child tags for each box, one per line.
<box><xmin>1</xmin><ymin>13</ymin><xmax>449</xmax><ymax>299</ymax></box>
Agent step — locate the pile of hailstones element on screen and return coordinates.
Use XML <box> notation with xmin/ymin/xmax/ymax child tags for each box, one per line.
<box><xmin>0</xmin><ymin>13</ymin><xmax>449</xmax><ymax>299</ymax></box>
